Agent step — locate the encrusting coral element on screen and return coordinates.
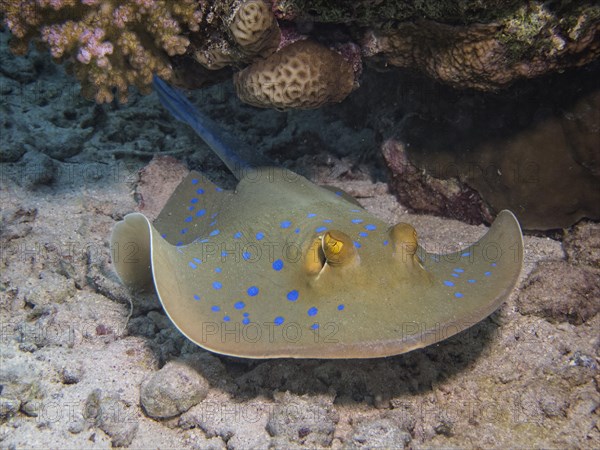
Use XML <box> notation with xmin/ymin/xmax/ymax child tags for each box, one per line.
<box><xmin>362</xmin><ymin>3</ymin><xmax>600</xmax><ymax>91</ymax></box>
<box><xmin>233</xmin><ymin>39</ymin><xmax>357</xmax><ymax>110</ymax></box>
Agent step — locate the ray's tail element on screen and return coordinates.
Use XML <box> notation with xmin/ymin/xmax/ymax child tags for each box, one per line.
<box><xmin>152</xmin><ymin>75</ymin><xmax>271</xmax><ymax>179</ymax></box>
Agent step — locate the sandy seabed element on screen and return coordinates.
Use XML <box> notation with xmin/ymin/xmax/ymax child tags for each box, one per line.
<box><xmin>1</xmin><ymin>31</ymin><xmax>599</xmax><ymax>448</ymax></box>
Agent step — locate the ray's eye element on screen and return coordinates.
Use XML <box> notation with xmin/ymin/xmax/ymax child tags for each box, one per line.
<box><xmin>389</xmin><ymin>222</ymin><xmax>419</xmax><ymax>263</ymax></box>
<box><xmin>305</xmin><ymin>230</ymin><xmax>359</xmax><ymax>273</ymax></box>
<box><xmin>322</xmin><ymin>230</ymin><xmax>355</xmax><ymax>266</ymax></box>
<box><xmin>305</xmin><ymin>236</ymin><xmax>326</xmax><ymax>275</ymax></box>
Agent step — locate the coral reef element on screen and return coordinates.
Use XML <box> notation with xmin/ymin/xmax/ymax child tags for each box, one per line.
<box><xmin>233</xmin><ymin>39</ymin><xmax>356</xmax><ymax>109</ymax></box>
<box><xmin>2</xmin><ymin>0</ymin><xmax>599</xmax><ymax>105</ymax></box>
<box><xmin>362</xmin><ymin>3</ymin><xmax>600</xmax><ymax>91</ymax></box>
<box><xmin>272</xmin><ymin>0</ymin><xmax>522</xmax><ymax>24</ymax></box>
<box><xmin>1</xmin><ymin>0</ymin><xmax>206</xmax><ymax>103</ymax></box>
<box><xmin>0</xmin><ymin>0</ymin><xmax>282</xmax><ymax>102</ymax></box>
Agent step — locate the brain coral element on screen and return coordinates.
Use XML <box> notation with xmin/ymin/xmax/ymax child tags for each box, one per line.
<box><xmin>193</xmin><ymin>0</ymin><xmax>280</xmax><ymax>70</ymax></box>
<box><xmin>230</xmin><ymin>0</ymin><xmax>279</xmax><ymax>54</ymax></box>
<box><xmin>233</xmin><ymin>39</ymin><xmax>356</xmax><ymax>110</ymax></box>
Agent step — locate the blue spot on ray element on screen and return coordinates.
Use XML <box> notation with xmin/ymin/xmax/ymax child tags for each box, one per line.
<box><xmin>191</xmin><ymin>179</ymin><xmax>199</xmax><ymax>185</ymax></box>
<box><xmin>307</xmin><ymin>213</ymin><xmax>317</xmax><ymax>218</ymax></box>
<box><xmin>354</xmin><ymin>241</ymin><xmax>361</xmax><ymax>248</ymax></box>
<box><xmin>280</xmin><ymin>221</ymin><xmax>291</xmax><ymax>229</ymax></box>
<box><xmin>234</xmin><ymin>231</ymin><xmax>243</xmax><ymax>239</ymax></box>
<box><xmin>274</xmin><ymin>316</ymin><xmax>284</xmax><ymax>326</ymax></box>
<box><xmin>209</xmin><ymin>229</ymin><xmax>220</xmax><ymax>236</ymax></box>
<box><xmin>184</xmin><ymin>216</ymin><xmax>193</xmax><ymax>223</ymax></box>
<box><xmin>234</xmin><ymin>301</ymin><xmax>245</xmax><ymax>310</ymax></box>
<box><xmin>359</xmin><ymin>232</ymin><xmax>368</xmax><ymax>237</ymax></box>
<box><xmin>287</xmin><ymin>290</ymin><xmax>299</xmax><ymax>302</ymax></box>
<box><xmin>256</xmin><ymin>232</ymin><xmax>265</xmax><ymax>240</ymax></box>
<box><xmin>311</xmin><ymin>323</ymin><xmax>319</xmax><ymax>330</ymax></box>
<box><xmin>383</xmin><ymin>240</ymin><xmax>389</xmax><ymax>246</ymax></box>
<box><xmin>485</xmin><ymin>271</ymin><xmax>492</xmax><ymax>276</ymax></box>
<box><xmin>196</xmin><ymin>209</ymin><xmax>206</xmax><ymax>217</ymax></box>
<box><xmin>444</xmin><ymin>280</ymin><xmax>454</xmax><ymax>287</ymax></box>
<box><xmin>307</xmin><ymin>307</ymin><xmax>318</xmax><ymax>317</ymax></box>
<box><xmin>468</xmin><ymin>279</ymin><xmax>476</xmax><ymax>283</ymax></box>
<box><xmin>247</xmin><ymin>286</ymin><xmax>259</xmax><ymax>296</ymax></box>
<box><xmin>242</xmin><ymin>317</ymin><xmax>250</xmax><ymax>325</ymax></box>
<box><xmin>338</xmin><ymin>304</ymin><xmax>345</xmax><ymax>310</ymax></box>
<box><xmin>223</xmin><ymin>315</ymin><xmax>230</xmax><ymax>322</ymax></box>
<box><xmin>193</xmin><ymin>294</ymin><xmax>200</xmax><ymax>301</ymax></box>
<box><xmin>190</xmin><ymin>198</ymin><xmax>199</xmax><ymax>204</ymax></box>
<box><xmin>180</xmin><ymin>228</ymin><xmax>188</xmax><ymax>234</ymax></box>
<box><xmin>215</xmin><ymin>267</ymin><xmax>222</xmax><ymax>273</ymax></box>
<box><xmin>455</xmin><ymin>292</ymin><xmax>464</xmax><ymax>298</ymax></box>
<box><xmin>351</xmin><ymin>219</ymin><xmax>364</xmax><ymax>224</ymax></box>
<box><xmin>196</xmin><ymin>188</ymin><xmax>205</xmax><ymax>194</ymax></box>
<box><xmin>243</xmin><ymin>251</ymin><xmax>251</xmax><ymax>260</ymax></box>
<box><xmin>454</xmin><ymin>268</ymin><xmax>465</xmax><ymax>273</ymax></box>
<box><xmin>294</xmin><ymin>228</ymin><xmax>300</xmax><ymax>234</ymax></box>
<box><xmin>212</xmin><ymin>281</ymin><xmax>222</xmax><ymax>290</ymax></box>
<box><xmin>461</xmin><ymin>252</ymin><xmax>470</xmax><ymax>257</ymax></box>
<box><xmin>365</xmin><ymin>224</ymin><xmax>376</xmax><ymax>231</ymax></box>
<box><xmin>272</xmin><ymin>259</ymin><xmax>284</xmax><ymax>271</ymax></box>
<box><xmin>211</xmin><ymin>305</ymin><xmax>220</xmax><ymax>312</ymax></box>
<box><xmin>315</xmin><ymin>226</ymin><xmax>327</xmax><ymax>233</ymax></box>
<box><xmin>323</xmin><ymin>219</ymin><xmax>332</xmax><ymax>223</ymax></box>
<box><xmin>188</xmin><ymin>262</ymin><xmax>197</xmax><ymax>269</ymax></box>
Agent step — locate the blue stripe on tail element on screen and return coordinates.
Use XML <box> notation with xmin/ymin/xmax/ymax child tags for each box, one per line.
<box><xmin>153</xmin><ymin>75</ymin><xmax>205</xmax><ymax>128</ymax></box>
<box><xmin>152</xmin><ymin>76</ymin><xmax>270</xmax><ymax>179</ymax></box>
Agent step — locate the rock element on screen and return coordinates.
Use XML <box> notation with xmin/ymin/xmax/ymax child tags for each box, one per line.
<box><xmin>140</xmin><ymin>359</ymin><xmax>209</xmax><ymax>419</ymax></box>
<box><xmin>84</xmin><ymin>389</ymin><xmax>139</xmax><ymax>447</ymax></box>
<box><xmin>382</xmin><ymin>81</ymin><xmax>600</xmax><ymax>230</ymax></box>
<box><xmin>266</xmin><ymin>391</ymin><xmax>339</xmax><ymax>447</ymax></box>
<box><xmin>60</xmin><ymin>364</ymin><xmax>83</xmax><ymax>385</ymax></box>
<box><xmin>347</xmin><ymin>417</ymin><xmax>411</xmax><ymax>449</ymax></box>
<box><xmin>180</xmin><ymin>396</ymin><xmax>271</xmax><ymax>449</ymax></box>
<box><xmin>564</xmin><ymin>221</ymin><xmax>600</xmax><ymax>268</ymax></box>
<box><xmin>18</xmin><ymin>150</ymin><xmax>57</xmax><ymax>188</ymax></box>
<box><xmin>517</xmin><ymin>261</ymin><xmax>600</xmax><ymax>324</ymax></box>
<box><xmin>0</xmin><ymin>397</ymin><xmax>20</xmax><ymax>422</ymax></box>
<box><xmin>381</xmin><ymin>138</ymin><xmax>493</xmax><ymax>225</ymax></box>
<box><xmin>0</xmin><ymin>362</ymin><xmax>45</xmax><ymax>423</ymax></box>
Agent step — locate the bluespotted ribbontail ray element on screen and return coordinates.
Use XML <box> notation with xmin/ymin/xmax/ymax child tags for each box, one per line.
<box><xmin>110</xmin><ymin>77</ymin><xmax>523</xmax><ymax>359</ymax></box>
